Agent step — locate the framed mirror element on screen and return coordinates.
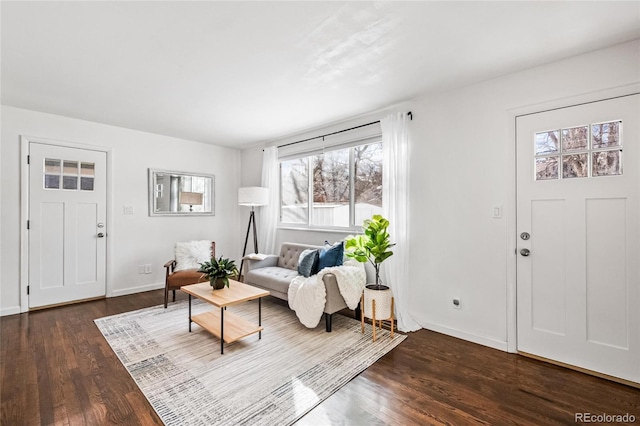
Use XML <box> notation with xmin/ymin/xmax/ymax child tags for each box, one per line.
<box><xmin>148</xmin><ymin>169</ymin><xmax>214</xmax><ymax>216</ymax></box>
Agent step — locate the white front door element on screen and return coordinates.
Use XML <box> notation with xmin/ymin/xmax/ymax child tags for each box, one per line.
<box><xmin>516</xmin><ymin>94</ymin><xmax>639</xmax><ymax>383</ymax></box>
<box><xmin>29</xmin><ymin>142</ymin><xmax>107</xmax><ymax>308</ymax></box>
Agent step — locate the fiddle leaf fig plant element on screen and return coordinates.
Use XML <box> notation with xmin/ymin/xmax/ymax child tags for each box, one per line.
<box><xmin>198</xmin><ymin>256</ymin><xmax>238</xmax><ymax>289</ymax></box>
<box><xmin>345</xmin><ymin>214</ymin><xmax>395</xmax><ymax>290</ymax></box>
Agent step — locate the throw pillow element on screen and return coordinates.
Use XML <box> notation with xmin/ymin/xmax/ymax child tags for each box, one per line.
<box><xmin>174</xmin><ymin>240</ymin><xmax>212</xmax><ymax>271</ymax></box>
<box><xmin>317</xmin><ymin>241</ymin><xmax>344</xmax><ymax>271</ymax></box>
<box><xmin>297</xmin><ymin>249</ymin><xmax>319</xmax><ymax>278</ymax></box>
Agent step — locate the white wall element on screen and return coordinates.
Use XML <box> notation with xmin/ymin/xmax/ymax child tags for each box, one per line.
<box><xmin>1</xmin><ymin>106</ymin><xmax>242</xmax><ymax>315</ymax></box>
<box><xmin>240</xmin><ymin>39</ymin><xmax>640</xmax><ymax>350</ymax></box>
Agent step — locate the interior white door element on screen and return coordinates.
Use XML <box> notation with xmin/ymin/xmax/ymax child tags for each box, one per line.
<box><xmin>29</xmin><ymin>142</ymin><xmax>107</xmax><ymax>308</ymax></box>
<box><xmin>516</xmin><ymin>94</ymin><xmax>639</xmax><ymax>383</ymax></box>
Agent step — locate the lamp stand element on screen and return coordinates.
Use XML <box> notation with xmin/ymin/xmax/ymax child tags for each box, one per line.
<box><xmin>239</xmin><ymin>206</ymin><xmax>258</xmax><ymax>281</ymax></box>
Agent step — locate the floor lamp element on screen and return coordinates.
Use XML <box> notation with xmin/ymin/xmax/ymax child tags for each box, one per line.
<box><xmin>238</xmin><ymin>187</ymin><xmax>269</xmax><ymax>280</ymax></box>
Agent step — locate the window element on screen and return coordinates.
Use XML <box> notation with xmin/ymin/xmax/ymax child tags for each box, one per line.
<box><xmin>44</xmin><ymin>158</ymin><xmax>95</xmax><ymax>191</ymax></box>
<box><xmin>534</xmin><ymin>120</ymin><xmax>623</xmax><ymax>181</ymax></box>
<box><xmin>280</xmin><ymin>141</ymin><xmax>383</xmax><ymax>228</ymax></box>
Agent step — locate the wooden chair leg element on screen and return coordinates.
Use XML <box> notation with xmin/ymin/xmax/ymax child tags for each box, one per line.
<box><xmin>172</xmin><ymin>289</ymin><xmax>176</xmax><ymax>302</ymax></box>
<box><xmin>164</xmin><ymin>283</ymin><xmax>169</xmax><ymax>308</ymax></box>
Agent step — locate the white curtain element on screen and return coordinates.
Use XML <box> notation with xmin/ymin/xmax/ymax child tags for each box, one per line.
<box><xmin>381</xmin><ymin>112</ymin><xmax>421</xmax><ymax>332</ymax></box>
<box><xmin>258</xmin><ymin>146</ymin><xmax>279</xmax><ymax>254</ymax></box>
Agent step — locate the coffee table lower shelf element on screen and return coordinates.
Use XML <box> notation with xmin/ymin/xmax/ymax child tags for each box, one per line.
<box><xmin>191</xmin><ymin>310</ymin><xmax>264</xmax><ymax>343</ymax></box>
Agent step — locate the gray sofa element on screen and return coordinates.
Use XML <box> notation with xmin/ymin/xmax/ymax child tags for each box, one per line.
<box><xmin>242</xmin><ymin>242</ymin><xmax>358</xmax><ymax>331</ymax></box>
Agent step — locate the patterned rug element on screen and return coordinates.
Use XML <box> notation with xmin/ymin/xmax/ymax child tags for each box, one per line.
<box><xmin>95</xmin><ymin>298</ymin><xmax>406</xmax><ymax>425</ymax></box>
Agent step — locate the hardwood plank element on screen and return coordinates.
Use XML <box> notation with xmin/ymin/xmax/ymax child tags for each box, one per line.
<box><xmin>1</xmin><ymin>289</ymin><xmax>638</xmax><ymax>426</ymax></box>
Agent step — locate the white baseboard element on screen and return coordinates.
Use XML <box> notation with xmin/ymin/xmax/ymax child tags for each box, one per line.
<box><xmin>1</xmin><ymin>305</ymin><xmax>22</xmax><ymax>317</ymax></box>
<box><xmin>110</xmin><ymin>282</ymin><xmax>164</xmax><ymax>297</ymax></box>
<box><xmin>413</xmin><ymin>315</ymin><xmax>508</xmax><ymax>352</ymax></box>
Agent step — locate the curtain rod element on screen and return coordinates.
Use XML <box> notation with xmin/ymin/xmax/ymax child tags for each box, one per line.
<box><xmin>276</xmin><ymin>111</ymin><xmax>412</xmax><ymax>149</ymax></box>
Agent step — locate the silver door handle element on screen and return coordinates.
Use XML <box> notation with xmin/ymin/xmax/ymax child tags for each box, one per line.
<box><xmin>520</xmin><ymin>248</ymin><xmax>530</xmax><ymax>256</ymax></box>
<box><xmin>97</xmin><ymin>233</ymin><xmax>105</xmax><ymax>238</ymax></box>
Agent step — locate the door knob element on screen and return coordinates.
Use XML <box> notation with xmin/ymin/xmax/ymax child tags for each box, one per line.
<box><xmin>97</xmin><ymin>233</ymin><xmax>105</xmax><ymax>238</ymax></box>
<box><xmin>520</xmin><ymin>248</ymin><xmax>530</xmax><ymax>256</ymax></box>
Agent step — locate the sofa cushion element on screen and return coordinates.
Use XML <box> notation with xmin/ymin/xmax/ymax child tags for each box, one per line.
<box><xmin>318</xmin><ymin>241</ymin><xmax>344</xmax><ymax>271</ymax></box>
<box><xmin>245</xmin><ymin>266</ymin><xmax>299</xmax><ymax>296</ymax></box>
<box><xmin>297</xmin><ymin>249</ymin><xmax>319</xmax><ymax>278</ymax></box>
<box><xmin>174</xmin><ymin>240</ymin><xmax>212</xmax><ymax>271</ymax></box>
<box><xmin>278</xmin><ymin>243</ymin><xmax>315</xmax><ymax>270</ymax></box>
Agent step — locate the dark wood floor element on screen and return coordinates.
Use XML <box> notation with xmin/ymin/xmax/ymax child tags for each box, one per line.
<box><xmin>1</xmin><ymin>290</ymin><xmax>638</xmax><ymax>425</ymax></box>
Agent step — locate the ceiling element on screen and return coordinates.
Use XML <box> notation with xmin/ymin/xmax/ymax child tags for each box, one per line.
<box><xmin>2</xmin><ymin>1</ymin><xmax>639</xmax><ymax>148</ymax></box>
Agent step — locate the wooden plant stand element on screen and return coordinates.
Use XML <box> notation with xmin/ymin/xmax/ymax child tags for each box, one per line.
<box><xmin>360</xmin><ymin>293</ymin><xmax>394</xmax><ymax>342</ymax></box>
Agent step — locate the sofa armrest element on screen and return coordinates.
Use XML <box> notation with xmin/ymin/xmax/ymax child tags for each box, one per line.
<box><xmin>244</xmin><ymin>255</ymin><xmax>279</xmax><ymax>273</ymax></box>
<box><xmin>321</xmin><ymin>273</ymin><xmax>349</xmax><ymax>314</ymax></box>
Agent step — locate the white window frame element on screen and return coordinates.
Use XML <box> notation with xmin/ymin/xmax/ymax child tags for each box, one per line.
<box><xmin>279</xmin><ymin>137</ymin><xmax>383</xmax><ymax>232</ymax></box>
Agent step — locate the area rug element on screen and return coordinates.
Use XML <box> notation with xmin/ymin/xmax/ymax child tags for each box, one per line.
<box><xmin>95</xmin><ymin>298</ymin><xmax>406</xmax><ymax>426</ymax></box>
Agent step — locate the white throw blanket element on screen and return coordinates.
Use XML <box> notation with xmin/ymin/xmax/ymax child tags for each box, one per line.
<box><xmin>288</xmin><ymin>259</ymin><xmax>366</xmax><ymax>328</ymax></box>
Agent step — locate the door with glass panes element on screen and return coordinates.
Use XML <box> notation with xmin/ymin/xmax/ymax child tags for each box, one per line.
<box><xmin>29</xmin><ymin>142</ymin><xmax>107</xmax><ymax>308</ymax></box>
<box><xmin>516</xmin><ymin>94</ymin><xmax>639</xmax><ymax>383</ymax></box>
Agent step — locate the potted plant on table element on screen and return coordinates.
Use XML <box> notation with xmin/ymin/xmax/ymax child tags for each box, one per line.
<box><xmin>198</xmin><ymin>256</ymin><xmax>239</xmax><ymax>290</ymax></box>
<box><xmin>345</xmin><ymin>215</ymin><xmax>395</xmax><ymax>328</ymax></box>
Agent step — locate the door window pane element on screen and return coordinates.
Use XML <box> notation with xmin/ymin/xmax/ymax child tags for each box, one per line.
<box><xmin>561</xmin><ymin>126</ymin><xmax>588</xmax><ymax>151</ymax></box>
<box><xmin>592</xmin><ymin>121</ymin><xmax>621</xmax><ymax>149</ymax></box>
<box><xmin>592</xmin><ymin>150</ymin><xmax>622</xmax><ymax>176</ymax></box>
<box><xmin>562</xmin><ymin>154</ymin><xmax>588</xmax><ymax>178</ymax></box>
<box><xmin>81</xmin><ymin>177</ymin><xmax>95</xmax><ymax>191</ymax></box>
<box><xmin>312</xmin><ymin>148</ymin><xmax>350</xmax><ymax>227</ymax></box>
<box><xmin>45</xmin><ymin>159</ymin><xmax>61</xmax><ymax>173</ymax></box>
<box><xmin>81</xmin><ymin>162</ymin><xmax>95</xmax><ymax>176</ymax></box>
<box><xmin>535</xmin><ymin>130</ymin><xmax>559</xmax><ymax>155</ymax></box>
<box><xmin>63</xmin><ymin>161</ymin><xmax>78</xmax><ymax>174</ymax></box>
<box><xmin>44</xmin><ymin>175</ymin><xmax>60</xmax><ymax>189</ymax></box>
<box><xmin>535</xmin><ymin>156</ymin><xmax>559</xmax><ymax>180</ymax></box>
<box><xmin>281</xmin><ymin>159</ymin><xmax>308</xmax><ymax>224</ymax></box>
<box><xmin>63</xmin><ymin>176</ymin><xmax>78</xmax><ymax>190</ymax></box>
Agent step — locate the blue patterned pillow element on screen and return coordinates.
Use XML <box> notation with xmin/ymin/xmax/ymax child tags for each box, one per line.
<box><xmin>317</xmin><ymin>241</ymin><xmax>344</xmax><ymax>271</ymax></box>
<box><xmin>298</xmin><ymin>249</ymin><xmax>319</xmax><ymax>278</ymax></box>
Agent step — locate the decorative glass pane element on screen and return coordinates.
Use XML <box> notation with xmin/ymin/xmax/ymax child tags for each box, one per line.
<box><xmin>81</xmin><ymin>162</ymin><xmax>95</xmax><ymax>176</ymax></box>
<box><xmin>592</xmin><ymin>121</ymin><xmax>621</xmax><ymax>149</ymax></box>
<box><xmin>63</xmin><ymin>161</ymin><xmax>78</xmax><ymax>174</ymax></box>
<box><xmin>80</xmin><ymin>177</ymin><xmax>95</xmax><ymax>191</ymax></box>
<box><xmin>535</xmin><ymin>156</ymin><xmax>558</xmax><ymax>180</ymax></box>
<box><xmin>562</xmin><ymin>154</ymin><xmax>588</xmax><ymax>178</ymax></box>
<box><xmin>312</xmin><ymin>148</ymin><xmax>350</xmax><ymax>227</ymax></box>
<box><xmin>535</xmin><ymin>130</ymin><xmax>559</xmax><ymax>155</ymax></box>
<box><xmin>561</xmin><ymin>126</ymin><xmax>588</xmax><ymax>151</ymax></box>
<box><xmin>354</xmin><ymin>143</ymin><xmax>383</xmax><ymax>226</ymax></box>
<box><xmin>44</xmin><ymin>175</ymin><xmax>60</xmax><ymax>189</ymax></box>
<box><xmin>44</xmin><ymin>158</ymin><xmax>61</xmax><ymax>174</ymax></box>
<box><xmin>63</xmin><ymin>176</ymin><xmax>78</xmax><ymax>190</ymax></box>
<box><xmin>593</xmin><ymin>150</ymin><xmax>622</xmax><ymax>176</ymax></box>
<box><xmin>280</xmin><ymin>158</ymin><xmax>308</xmax><ymax>224</ymax></box>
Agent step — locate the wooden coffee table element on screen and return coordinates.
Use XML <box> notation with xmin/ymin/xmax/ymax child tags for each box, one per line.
<box><xmin>181</xmin><ymin>280</ymin><xmax>270</xmax><ymax>354</ymax></box>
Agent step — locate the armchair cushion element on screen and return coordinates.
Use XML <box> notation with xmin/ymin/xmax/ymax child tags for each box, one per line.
<box><xmin>174</xmin><ymin>240</ymin><xmax>212</xmax><ymax>271</ymax></box>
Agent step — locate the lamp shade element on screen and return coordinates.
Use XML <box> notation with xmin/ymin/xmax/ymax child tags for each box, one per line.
<box><xmin>179</xmin><ymin>191</ymin><xmax>203</xmax><ymax>205</ymax></box>
<box><xmin>238</xmin><ymin>187</ymin><xmax>268</xmax><ymax>206</ymax></box>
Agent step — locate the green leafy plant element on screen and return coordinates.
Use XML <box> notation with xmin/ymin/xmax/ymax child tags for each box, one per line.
<box><xmin>198</xmin><ymin>256</ymin><xmax>238</xmax><ymax>289</ymax></box>
<box><xmin>345</xmin><ymin>214</ymin><xmax>395</xmax><ymax>290</ymax></box>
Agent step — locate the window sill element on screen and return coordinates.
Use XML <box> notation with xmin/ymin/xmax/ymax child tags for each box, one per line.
<box><xmin>278</xmin><ymin>226</ymin><xmax>361</xmax><ymax>234</ymax></box>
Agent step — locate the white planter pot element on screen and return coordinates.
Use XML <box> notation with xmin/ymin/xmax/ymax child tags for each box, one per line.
<box><xmin>363</xmin><ymin>285</ymin><xmax>393</xmax><ymax>320</ymax></box>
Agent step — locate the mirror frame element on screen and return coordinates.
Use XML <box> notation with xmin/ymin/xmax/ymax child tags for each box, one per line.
<box><xmin>148</xmin><ymin>168</ymin><xmax>215</xmax><ymax>216</ymax></box>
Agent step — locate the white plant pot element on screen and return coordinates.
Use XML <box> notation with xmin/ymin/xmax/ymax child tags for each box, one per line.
<box><xmin>363</xmin><ymin>285</ymin><xmax>393</xmax><ymax>320</ymax></box>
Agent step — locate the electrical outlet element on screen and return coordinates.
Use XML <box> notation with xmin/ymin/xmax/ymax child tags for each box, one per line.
<box><xmin>144</xmin><ymin>264</ymin><xmax>152</xmax><ymax>274</ymax></box>
<box><xmin>137</xmin><ymin>265</ymin><xmax>145</xmax><ymax>274</ymax></box>
<box><xmin>123</xmin><ymin>205</ymin><xmax>134</xmax><ymax>215</ymax></box>
<box><xmin>453</xmin><ymin>297</ymin><xmax>461</xmax><ymax>309</ymax></box>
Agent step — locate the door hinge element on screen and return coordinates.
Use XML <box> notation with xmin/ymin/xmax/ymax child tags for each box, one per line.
<box><xmin>27</xmin><ymin>155</ymin><xmax>30</xmax><ymax>164</ymax></box>
<box><xmin>27</xmin><ymin>220</ymin><xmax>30</xmax><ymax>230</ymax></box>
<box><xmin>27</xmin><ymin>285</ymin><xmax>30</xmax><ymax>295</ymax></box>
